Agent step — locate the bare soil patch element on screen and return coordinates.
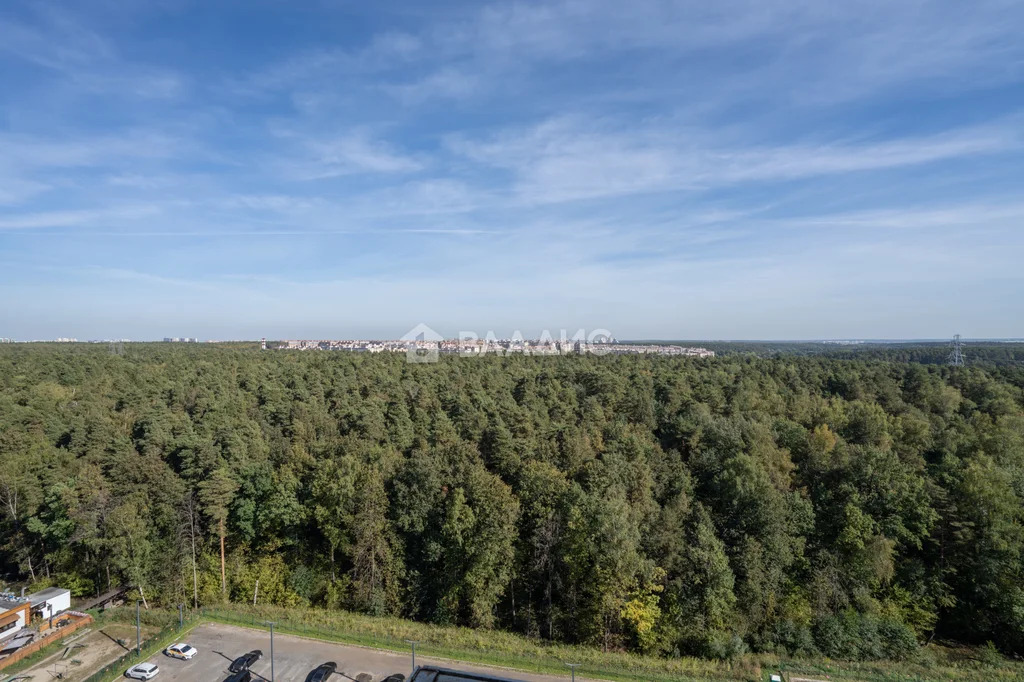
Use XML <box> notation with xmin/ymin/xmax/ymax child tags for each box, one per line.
<box><xmin>10</xmin><ymin>623</ymin><xmax>157</xmax><ymax>682</ymax></box>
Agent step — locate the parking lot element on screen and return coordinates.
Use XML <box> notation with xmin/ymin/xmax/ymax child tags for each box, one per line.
<box><xmin>141</xmin><ymin>622</ymin><xmax>570</xmax><ymax>682</ymax></box>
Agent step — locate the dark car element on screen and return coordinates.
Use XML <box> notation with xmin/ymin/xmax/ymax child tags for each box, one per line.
<box><xmin>229</xmin><ymin>650</ymin><xmax>262</xmax><ymax>673</ymax></box>
<box><xmin>225</xmin><ymin>671</ymin><xmax>252</xmax><ymax>682</ymax></box>
<box><xmin>382</xmin><ymin>675</ymin><xmax>406</xmax><ymax>682</ymax></box>
<box><xmin>308</xmin><ymin>662</ymin><xmax>337</xmax><ymax>682</ymax></box>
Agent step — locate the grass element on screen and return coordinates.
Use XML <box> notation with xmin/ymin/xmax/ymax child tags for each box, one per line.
<box><xmin>187</xmin><ymin>603</ymin><xmax>1024</xmax><ymax>682</ymax></box>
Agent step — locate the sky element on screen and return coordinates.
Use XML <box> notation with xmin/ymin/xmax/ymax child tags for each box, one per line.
<box><xmin>1</xmin><ymin>0</ymin><xmax>1023</xmax><ymax>341</ymax></box>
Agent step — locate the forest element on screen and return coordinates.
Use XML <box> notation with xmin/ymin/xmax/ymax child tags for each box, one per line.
<box><xmin>1</xmin><ymin>343</ymin><xmax>1023</xmax><ymax>663</ymax></box>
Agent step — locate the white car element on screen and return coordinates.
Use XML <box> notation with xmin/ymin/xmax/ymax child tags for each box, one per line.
<box><xmin>165</xmin><ymin>642</ymin><xmax>198</xmax><ymax>660</ymax></box>
<box><xmin>125</xmin><ymin>662</ymin><xmax>160</xmax><ymax>679</ymax></box>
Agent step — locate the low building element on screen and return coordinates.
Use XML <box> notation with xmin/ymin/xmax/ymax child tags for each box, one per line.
<box><xmin>0</xmin><ymin>596</ymin><xmax>30</xmax><ymax>643</ymax></box>
<box><xmin>27</xmin><ymin>588</ymin><xmax>71</xmax><ymax>625</ymax></box>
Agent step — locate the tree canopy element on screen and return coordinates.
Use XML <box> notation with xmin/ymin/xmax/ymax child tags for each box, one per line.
<box><xmin>1</xmin><ymin>343</ymin><xmax>1023</xmax><ymax>661</ymax></box>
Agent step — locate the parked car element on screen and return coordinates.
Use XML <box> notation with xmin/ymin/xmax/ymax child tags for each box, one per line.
<box><xmin>308</xmin><ymin>662</ymin><xmax>337</xmax><ymax>682</ymax></box>
<box><xmin>225</xmin><ymin>670</ymin><xmax>253</xmax><ymax>682</ymax></box>
<box><xmin>125</xmin><ymin>662</ymin><xmax>160</xmax><ymax>680</ymax></box>
<box><xmin>229</xmin><ymin>650</ymin><xmax>263</xmax><ymax>672</ymax></box>
<box><xmin>165</xmin><ymin>642</ymin><xmax>198</xmax><ymax>660</ymax></box>
<box><xmin>382</xmin><ymin>675</ymin><xmax>406</xmax><ymax>682</ymax></box>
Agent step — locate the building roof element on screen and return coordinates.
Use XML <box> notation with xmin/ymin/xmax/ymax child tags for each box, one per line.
<box><xmin>0</xmin><ymin>597</ymin><xmax>27</xmax><ymax>613</ymax></box>
<box><xmin>27</xmin><ymin>587</ymin><xmax>70</xmax><ymax>605</ymax></box>
<box><xmin>0</xmin><ymin>631</ymin><xmax>33</xmax><ymax>650</ymax></box>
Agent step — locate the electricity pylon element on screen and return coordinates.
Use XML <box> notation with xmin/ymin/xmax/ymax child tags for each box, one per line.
<box><xmin>948</xmin><ymin>334</ymin><xmax>965</xmax><ymax>367</ymax></box>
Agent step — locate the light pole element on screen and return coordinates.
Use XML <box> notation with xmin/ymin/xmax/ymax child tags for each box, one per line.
<box><xmin>135</xmin><ymin>601</ymin><xmax>142</xmax><ymax>655</ymax></box>
<box><xmin>566</xmin><ymin>663</ymin><xmax>581</xmax><ymax>682</ymax></box>
<box><xmin>178</xmin><ymin>604</ymin><xmax>184</xmax><ymax>629</ymax></box>
<box><xmin>264</xmin><ymin>621</ymin><xmax>276</xmax><ymax>682</ymax></box>
<box><xmin>405</xmin><ymin>640</ymin><xmax>419</xmax><ymax>676</ymax></box>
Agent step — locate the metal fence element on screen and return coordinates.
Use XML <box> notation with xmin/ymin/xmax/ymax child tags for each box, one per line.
<box><xmin>82</xmin><ymin>613</ymin><xmax>199</xmax><ymax>682</ymax></box>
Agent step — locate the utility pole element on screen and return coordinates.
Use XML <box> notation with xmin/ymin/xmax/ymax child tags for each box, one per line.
<box><xmin>405</xmin><ymin>640</ymin><xmax>419</xmax><ymax>676</ymax></box>
<box><xmin>136</xmin><ymin>601</ymin><xmax>142</xmax><ymax>655</ymax></box>
<box><xmin>264</xmin><ymin>621</ymin><xmax>275</xmax><ymax>682</ymax></box>
<box><xmin>566</xmin><ymin>663</ymin><xmax>581</xmax><ymax>682</ymax></box>
<box><xmin>949</xmin><ymin>334</ymin><xmax>965</xmax><ymax>366</ymax></box>
<box><xmin>178</xmin><ymin>604</ymin><xmax>183</xmax><ymax>629</ymax></box>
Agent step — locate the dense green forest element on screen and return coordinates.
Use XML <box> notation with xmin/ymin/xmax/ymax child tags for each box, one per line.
<box><xmin>1</xmin><ymin>344</ymin><xmax>1023</xmax><ymax>663</ymax></box>
<box><xmin>652</xmin><ymin>340</ymin><xmax>1024</xmax><ymax>366</ymax></box>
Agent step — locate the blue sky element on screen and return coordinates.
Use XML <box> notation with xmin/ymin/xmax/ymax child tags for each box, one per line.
<box><xmin>1</xmin><ymin>0</ymin><xmax>1023</xmax><ymax>340</ymax></box>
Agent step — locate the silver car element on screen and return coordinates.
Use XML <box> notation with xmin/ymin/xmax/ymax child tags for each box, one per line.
<box><xmin>125</xmin><ymin>662</ymin><xmax>160</xmax><ymax>680</ymax></box>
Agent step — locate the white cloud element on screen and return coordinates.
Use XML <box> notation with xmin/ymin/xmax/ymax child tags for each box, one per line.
<box><xmin>2</xmin><ymin>0</ymin><xmax>1023</xmax><ymax>339</ymax></box>
<box><xmin>381</xmin><ymin>68</ymin><xmax>480</xmax><ymax>103</ymax></box>
<box><xmin>771</xmin><ymin>202</ymin><xmax>1024</xmax><ymax>232</ymax></box>
<box><xmin>0</xmin><ymin>177</ymin><xmax>52</xmax><ymax>205</ymax></box>
<box><xmin>448</xmin><ymin>117</ymin><xmax>1021</xmax><ymax>205</ymax></box>
<box><xmin>233</xmin><ymin>0</ymin><xmax>1024</xmax><ymax>107</ymax></box>
<box><xmin>0</xmin><ymin>130</ymin><xmax>185</xmax><ymax>169</ymax></box>
<box><xmin>233</xmin><ymin>31</ymin><xmax>423</xmax><ymax>96</ymax></box>
<box><xmin>0</xmin><ymin>5</ymin><xmax>185</xmax><ymax>100</ymax></box>
<box><xmin>274</xmin><ymin>130</ymin><xmax>424</xmax><ymax>180</ymax></box>
<box><xmin>0</xmin><ymin>205</ymin><xmax>161</xmax><ymax>230</ymax></box>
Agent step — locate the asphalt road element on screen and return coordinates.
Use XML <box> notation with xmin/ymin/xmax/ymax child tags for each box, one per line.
<box><xmin>137</xmin><ymin>622</ymin><xmax>571</xmax><ymax>682</ymax></box>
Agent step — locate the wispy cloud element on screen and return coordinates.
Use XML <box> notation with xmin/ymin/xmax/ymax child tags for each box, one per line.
<box><xmin>0</xmin><ymin>177</ymin><xmax>52</xmax><ymax>206</ymax></box>
<box><xmin>1</xmin><ymin>0</ymin><xmax>1022</xmax><ymax>339</ymax></box>
<box><xmin>231</xmin><ymin>31</ymin><xmax>423</xmax><ymax>96</ymax></box>
<box><xmin>1</xmin><ymin>4</ymin><xmax>185</xmax><ymax>99</ymax></box>
<box><xmin>272</xmin><ymin>130</ymin><xmax>424</xmax><ymax>180</ymax></box>
<box><xmin>0</xmin><ymin>130</ymin><xmax>184</xmax><ymax>169</ymax></box>
<box><xmin>771</xmin><ymin>201</ymin><xmax>1024</xmax><ymax>232</ymax></box>
<box><xmin>448</xmin><ymin>117</ymin><xmax>1021</xmax><ymax>205</ymax></box>
<box><xmin>0</xmin><ymin>205</ymin><xmax>161</xmax><ymax>230</ymax></box>
<box><xmin>381</xmin><ymin>68</ymin><xmax>480</xmax><ymax>104</ymax></box>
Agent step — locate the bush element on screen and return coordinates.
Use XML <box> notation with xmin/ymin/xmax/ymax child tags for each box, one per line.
<box><xmin>878</xmin><ymin>617</ymin><xmax>918</xmax><ymax>660</ymax></box>
<box><xmin>812</xmin><ymin>611</ymin><xmax>918</xmax><ymax>661</ymax></box>
<box><xmin>766</xmin><ymin>619</ymin><xmax>818</xmax><ymax>657</ymax></box>
<box><xmin>851</xmin><ymin>612</ymin><xmax>883</xmax><ymax>660</ymax></box>
<box><xmin>704</xmin><ymin>632</ymin><xmax>749</xmax><ymax>660</ymax></box>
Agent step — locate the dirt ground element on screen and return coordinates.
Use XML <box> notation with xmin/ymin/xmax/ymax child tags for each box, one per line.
<box><xmin>9</xmin><ymin>622</ymin><xmax>158</xmax><ymax>682</ymax></box>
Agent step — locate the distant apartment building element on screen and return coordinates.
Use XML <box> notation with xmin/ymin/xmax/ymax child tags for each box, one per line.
<box><xmin>277</xmin><ymin>338</ymin><xmax>714</xmax><ymax>358</ymax></box>
<box><xmin>163</xmin><ymin>337</ymin><xmax>199</xmax><ymax>343</ymax></box>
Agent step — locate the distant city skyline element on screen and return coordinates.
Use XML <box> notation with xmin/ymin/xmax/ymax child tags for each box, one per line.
<box><xmin>3</xmin><ymin>334</ymin><xmax>1022</xmax><ymax>344</ymax></box>
<box><xmin>1</xmin><ymin>1</ymin><xmax>1023</xmax><ymax>339</ymax></box>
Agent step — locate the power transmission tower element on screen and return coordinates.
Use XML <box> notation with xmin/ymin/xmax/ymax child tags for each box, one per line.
<box><xmin>948</xmin><ymin>334</ymin><xmax>965</xmax><ymax>367</ymax></box>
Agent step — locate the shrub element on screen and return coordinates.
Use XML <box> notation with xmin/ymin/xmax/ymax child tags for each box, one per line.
<box><xmin>878</xmin><ymin>617</ymin><xmax>918</xmax><ymax>660</ymax></box>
